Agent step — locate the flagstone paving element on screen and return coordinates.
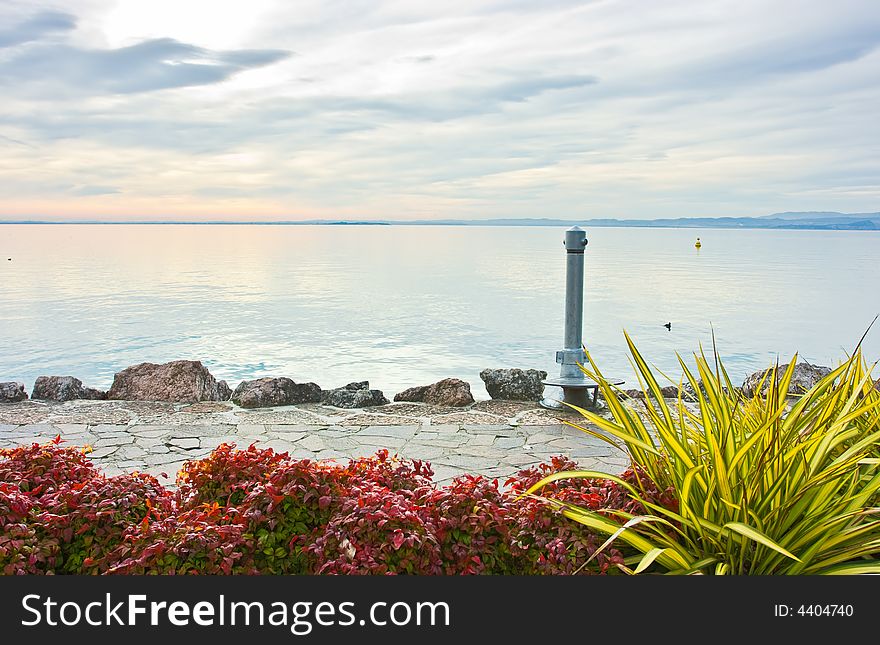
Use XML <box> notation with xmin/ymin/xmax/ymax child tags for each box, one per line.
<box><xmin>0</xmin><ymin>399</ymin><xmax>630</xmax><ymax>486</ymax></box>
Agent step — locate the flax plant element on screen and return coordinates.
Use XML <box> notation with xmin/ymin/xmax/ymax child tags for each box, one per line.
<box><xmin>526</xmin><ymin>333</ymin><xmax>880</xmax><ymax>574</ymax></box>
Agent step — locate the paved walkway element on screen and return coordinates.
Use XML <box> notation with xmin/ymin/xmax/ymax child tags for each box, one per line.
<box><xmin>0</xmin><ymin>399</ymin><xmax>629</xmax><ymax>486</ymax></box>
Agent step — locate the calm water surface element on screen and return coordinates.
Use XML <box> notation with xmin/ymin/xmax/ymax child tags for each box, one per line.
<box><xmin>1</xmin><ymin>225</ymin><xmax>878</xmax><ymax>399</ymax></box>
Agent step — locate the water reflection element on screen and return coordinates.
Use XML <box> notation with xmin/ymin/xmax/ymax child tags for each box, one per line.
<box><xmin>1</xmin><ymin>224</ymin><xmax>878</xmax><ymax>398</ymax></box>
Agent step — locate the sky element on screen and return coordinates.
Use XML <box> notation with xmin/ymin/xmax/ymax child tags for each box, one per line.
<box><xmin>0</xmin><ymin>0</ymin><xmax>878</xmax><ymax>222</ymax></box>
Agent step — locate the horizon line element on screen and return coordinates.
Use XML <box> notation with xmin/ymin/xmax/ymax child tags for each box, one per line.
<box><xmin>1</xmin><ymin>211</ymin><xmax>879</xmax><ymax>231</ymax></box>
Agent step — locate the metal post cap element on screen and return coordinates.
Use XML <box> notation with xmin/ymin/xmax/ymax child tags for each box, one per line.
<box><xmin>564</xmin><ymin>226</ymin><xmax>588</xmax><ymax>253</ymax></box>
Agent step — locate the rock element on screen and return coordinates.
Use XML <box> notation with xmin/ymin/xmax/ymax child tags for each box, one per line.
<box><xmin>394</xmin><ymin>385</ymin><xmax>429</xmax><ymax>402</ymax></box>
<box><xmin>217</xmin><ymin>380</ymin><xmax>232</xmax><ymax>401</ymax></box>
<box><xmin>678</xmin><ymin>383</ymin><xmax>699</xmax><ymax>402</ymax></box>
<box><xmin>231</xmin><ymin>377</ymin><xmax>321</xmax><ymax>408</ymax></box>
<box><xmin>31</xmin><ymin>375</ymin><xmax>106</xmax><ymax>402</ymax></box>
<box><xmin>678</xmin><ymin>381</ymin><xmax>740</xmax><ymax>401</ymax></box>
<box><xmin>0</xmin><ymin>382</ymin><xmax>28</xmax><ymax>403</ymax></box>
<box><xmin>107</xmin><ymin>360</ymin><xmax>225</xmax><ymax>403</ymax></box>
<box><xmin>426</xmin><ymin>379</ymin><xmax>475</xmax><ymax>406</ymax></box>
<box><xmin>322</xmin><ymin>381</ymin><xmax>389</xmax><ymax>408</ymax></box>
<box><xmin>659</xmin><ymin>385</ymin><xmax>679</xmax><ymax>398</ymax></box>
<box><xmin>741</xmin><ymin>362</ymin><xmax>832</xmax><ymax>398</ymax></box>
<box><xmin>479</xmin><ymin>368</ymin><xmax>547</xmax><ymax>401</ymax></box>
<box><xmin>394</xmin><ymin>378</ymin><xmax>474</xmax><ymax>407</ymax></box>
<box><xmin>621</xmin><ymin>385</ymin><xmax>679</xmax><ymax>400</ymax></box>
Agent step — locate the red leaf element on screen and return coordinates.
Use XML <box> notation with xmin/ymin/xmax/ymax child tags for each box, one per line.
<box><xmin>390</xmin><ymin>530</ymin><xmax>405</xmax><ymax>550</ymax></box>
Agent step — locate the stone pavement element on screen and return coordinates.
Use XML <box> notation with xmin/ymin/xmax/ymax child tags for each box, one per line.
<box><xmin>0</xmin><ymin>399</ymin><xmax>630</xmax><ymax>486</ymax></box>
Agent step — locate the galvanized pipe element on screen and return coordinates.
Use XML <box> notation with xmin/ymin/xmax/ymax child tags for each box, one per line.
<box><xmin>561</xmin><ymin>227</ymin><xmax>586</xmax><ymax>378</ymax></box>
<box><xmin>540</xmin><ymin>226</ymin><xmax>622</xmax><ymax>410</ymax></box>
<box><xmin>539</xmin><ymin>226</ymin><xmax>593</xmax><ymax>410</ymax></box>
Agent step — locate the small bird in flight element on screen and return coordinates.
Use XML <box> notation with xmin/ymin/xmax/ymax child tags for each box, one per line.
<box><xmin>664</xmin><ymin>322</ymin><xmax>672</xmax><ymax>330</ymax></box>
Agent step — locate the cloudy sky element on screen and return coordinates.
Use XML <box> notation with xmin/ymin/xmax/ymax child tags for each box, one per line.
<box><xmin>0</xmin><ymin>0</ymin><xmax>878</xmax><ymax>221</ymax></box>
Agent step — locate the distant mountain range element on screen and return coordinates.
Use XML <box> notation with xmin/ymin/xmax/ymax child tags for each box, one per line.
<box><xmin>2</xmin><ymin>211</ymin><xmax>879</xmax><ymax>230</ymax></box>
<box><xmin>384</xmin><ymin>211</ymin><xmax>880</xmax><ymax>230</ymax></box>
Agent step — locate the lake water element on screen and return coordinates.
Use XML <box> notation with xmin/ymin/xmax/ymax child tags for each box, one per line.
<box><xmin>1</xmin><ymin>224</ymin><xmax>878</xmax><ymax>399</ymax></box>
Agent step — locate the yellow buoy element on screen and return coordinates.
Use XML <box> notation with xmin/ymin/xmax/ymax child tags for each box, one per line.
<box><xmin>695</xmin><ymin>237</ymin><xmax>702</xmax><ymax>249</ymax></box>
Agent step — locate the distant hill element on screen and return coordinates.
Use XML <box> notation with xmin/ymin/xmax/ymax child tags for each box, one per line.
<box><xmin>324</xmin><ymin>221</ymin><xmax>390</xmax><ymax>225</ymax></box>
<box><xmin>758</xmin><ymin>211</ymin><xmax>880</xmax><ymax>220</ymax></box>
<box><xmin>390</xmin><ymin>212</ymin><xmax>880</xmax><ymax>230</ymax></box>
<box><xmin>2</xmin><ymin>211</ymin><xmax>878</xmax><ymax>230</ymax></box>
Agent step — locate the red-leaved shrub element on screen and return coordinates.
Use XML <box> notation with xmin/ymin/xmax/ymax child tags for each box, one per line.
<box><xmin>177</xmin><ymin>442</ymin><xmax>290</xmax><ymax>510</ymax></box>
<box><xmin>507</xmin><ymin>455</ymin><xmax>676</xmax><ymax>516</ymax></box>
<box><xmin>310</xmin><ymin>485</ymin><xmax>442</xmax><ymax>575</ymax></box>
<box><xmin>238</xmin><ymin>459</ymin><xmax>350</xmax><ymax>574</ymax></box>
<box><xmin>0</xmin><ymin>483</ymin><xmax>61</xmax><ymax>574</ymax></box>
<box><xmin>421</xmin><ymin>475</ymin><xmax>515</xmax><ymax>574</ymax></box>
<box><xmin>237</xmin><ymin>451</ymin><xmax>439</xmax><ymax>574</ymax></box>
<box><xmin>504</xmin><ymin>456</ymin><xmax>678</xmax><ymax>574</ymax></box>
<box><xmin>506</xmin><ymin>456</ymin><xmax>628</xmax><ymax>573</ymax></box>
<box><xmin>0</xmin><ymin>440</ymin><xmax>675</xmax><ymax>576</ymax></box>
<box><xmin>339</xmin><ymin>449</ymin><xmax>434</xmax><ymax>491</ymax></box>
<box><xmin>36</xmin><ymin>473</ymin><xmax>175</xmax><ymax>574</ymax></box>
<box><xmin>104</xmin><ymin>504</ymin><xmax>257</xmax><ymax>575</ymax></box>
<box><xmin>0</xmin><ymin>439</ymin><xmax>97</xmax><ymax>496</ymax></box>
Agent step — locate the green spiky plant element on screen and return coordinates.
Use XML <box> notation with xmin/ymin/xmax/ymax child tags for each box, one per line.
<box><xmin>526</xmin><ymin>333</ymin><xmax>880</xmax><ymax>574</ymax></box>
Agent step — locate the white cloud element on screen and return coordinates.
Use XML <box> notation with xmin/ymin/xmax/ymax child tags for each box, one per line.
<box><xmin>0</xmin><ymin>0</ymin><xmax>878</xmax><ymax>220</ymax></box>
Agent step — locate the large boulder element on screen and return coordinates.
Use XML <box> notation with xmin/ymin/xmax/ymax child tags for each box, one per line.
<box><xmin>107</xmin><ymin>360</ymin><xmax>225</xmax><ymax>403</ymax></box>
<box><xmin>231</xmin><ymin>377</ymin><xmax>321</xmax><ymax>408</ymax></box>
<box><xmin>741</xmin><ymin>362</ymin><xmax>832</xmax><ymax>398</ymax></box>
<box><xmin>31</xmin><ymin>376</ymin><xmax>106</xmax><ymax>402</ymax></box>
<box><xmin>322</xmin><ymin>381</ymin><xmax>388</xmax><ymax>408</ymax></box>
<box><xmin>479</xmin><ymin>368</ymin><xmax>547</xmax><ymax>401</ymax></box>
<box><xmin>0</xmin><ymin>382</ymin><xmax>28</xmax><ymax>403</ymax></box>
<box><xmin>394</xmin><ymin>378</ymin><xmax>474</xmax><ymax>407</ymax></box>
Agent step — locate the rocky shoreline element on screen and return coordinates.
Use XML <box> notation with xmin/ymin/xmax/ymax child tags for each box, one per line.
<box><xmin>2</xmin><ymin>357</ymin><xmax>876</xmax><ymax>409</ymax></box>
<box><xmin>2</xmin><ymin>357</ymin><xmax>876</xmax><ymax>486</ymax></box>
<box><xmin>0</xmin><ymin>360</ymin><xmax>550</xmax><ymax>408</ymax></box>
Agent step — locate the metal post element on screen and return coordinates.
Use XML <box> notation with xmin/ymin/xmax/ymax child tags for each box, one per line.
<box><xmin>540</xmin><ymin>226</ymin><xmax>595</xmax><ymax>410</ymax></box>
<box><xmin>561</xmin><ymin>227</ymin><xmax>586</xmax><ymax>380</ymax></box>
